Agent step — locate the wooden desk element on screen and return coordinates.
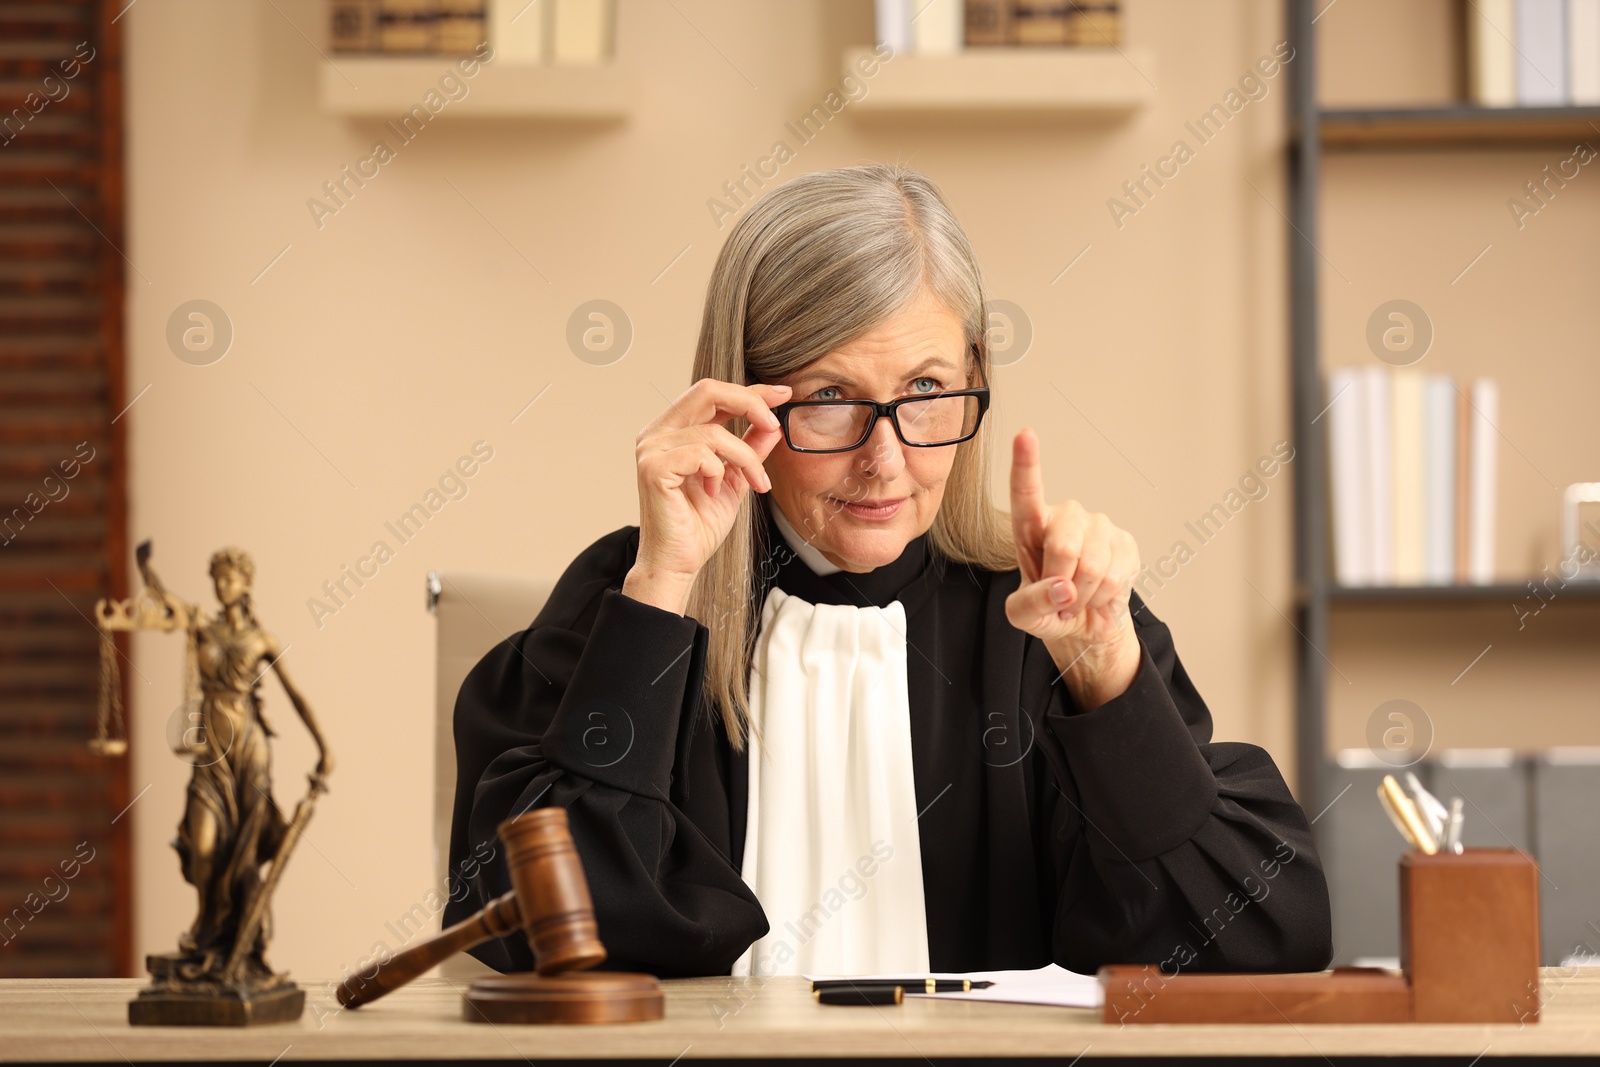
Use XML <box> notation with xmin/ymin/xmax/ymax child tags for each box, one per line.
<box><xmin>4</xmin><ymin>970</ymin><xmax>1599</xmax><ymax>1063</ymax></box>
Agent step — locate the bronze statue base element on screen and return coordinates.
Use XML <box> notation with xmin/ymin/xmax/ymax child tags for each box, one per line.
<box><xmin>128</xmin><ymin>953</ymin><xmax>304</xmax><ymax>1027</ymax></box>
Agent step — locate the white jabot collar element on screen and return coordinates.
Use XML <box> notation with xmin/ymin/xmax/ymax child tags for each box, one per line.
<box><xmin>731</xmin><ymin>586</ymin><xmax>930</xmax><ymax>977</ymax></box>
<box><xmin>766</xmin><ymin>497</ymin><xmax>842</xmax><ymax>576</ymax></box>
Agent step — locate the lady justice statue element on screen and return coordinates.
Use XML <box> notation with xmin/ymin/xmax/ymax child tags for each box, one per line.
<box><xmin>94</xmin><ymin>541</ymin><xmax>334</xmax><ymax>1026</ymax></box>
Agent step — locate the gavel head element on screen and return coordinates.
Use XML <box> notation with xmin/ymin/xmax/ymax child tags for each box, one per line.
<box><xmin>499</xmin><ymin>807</ymin><xmax>607</xmax><ymax>976</ymax></box>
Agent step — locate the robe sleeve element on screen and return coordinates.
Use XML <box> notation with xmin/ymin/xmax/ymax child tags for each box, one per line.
<box><xmin>1030</xmin><ymin>593</ymin><xmax>1334</xmax><ymax>975</ymax></box>
<box><xmin>441</xmin><ymin>526</ymin><xmax>769</xmax><ymax>976</ymax></box>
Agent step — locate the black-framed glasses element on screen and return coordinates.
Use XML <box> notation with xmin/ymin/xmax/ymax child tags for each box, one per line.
<box><xmin>770</xmin><ymin>343</ymin><xmax>991</xmax><ymax>454</ymax></box>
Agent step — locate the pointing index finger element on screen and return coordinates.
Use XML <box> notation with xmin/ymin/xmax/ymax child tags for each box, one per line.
<box><xmin>1010</xmin><ymin>426</ymin><xmax>1048</xmax><ymax>538</ymax></box>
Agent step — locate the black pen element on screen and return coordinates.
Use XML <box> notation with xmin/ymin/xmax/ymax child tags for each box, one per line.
<box><xmin>810</xmin><ymin>979</ymin><xmax>994</xmax><ymax>994</ymax></box>
<box><xmin>815</xmin><ymin>986</ymin><xmax>903</xmax><ymax>1006</ymax></box>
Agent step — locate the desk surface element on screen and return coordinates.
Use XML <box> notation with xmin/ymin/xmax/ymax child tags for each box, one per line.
<box><xmin>3</xmin><ymin>970</ymin><xmax>1599</xmax><ymax>1062</ymax></box>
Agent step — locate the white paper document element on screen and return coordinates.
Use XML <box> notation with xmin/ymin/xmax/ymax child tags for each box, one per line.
<box><xmin>803</xmin><ymin>963</ymin><xmax>1103</xmax><ymax>1009</ymax></box>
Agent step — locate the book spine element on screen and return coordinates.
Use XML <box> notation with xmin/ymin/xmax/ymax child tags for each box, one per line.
<box><xmin>1012</xmin><ymin>0</ymin><xmax>1069</xmax><ymax>46</ymax></box>
<box><xmin>1423</xmin><ymin>374</ymin><xmax>1456</xmax><ymax>585</ymax></box>
<box><xmin>552</xmin><ymin>0</ymin><xmax>611</xmax><ymax>64</ymax></box>
<box><xmin>1516</xmin><ymin>0</ymin><xmax>1569</xmax><ymax>105</ymax></box>
<box><xmin>911</xmin><ymin>0</ymin><xmax>964</xmax><ymax>55</ymax></box>
<box><xmin>1363</xmin><ymin>367</ymin><xmax>1393</xmax><ymax>585</ymax></box>
<box><xmin>1327</xmin><ymin>368</ymin><xmax>1369</xmax><ymax>586</ymax></box>
<box><xmin>1453</xmin><ymin>383</ymin><xmax>1472</xmax><ymax>583</ymax></box>
<box><xmin>489</xmin><ymin>0</ymin><xmax>544</xmax><ymax>62</ymax></box>
<box><xmin>436</xmin><ymin>0</ymin><xmax>485</xmax><ymax>54</ymax></box>
<box><xmin>331</xmin><ymin>0</ymin><xmax>380</xmax><ymax>52</ymax></box>
<box><xmin>1469</xmin><ymin>0</ymin><xmax>1518</xmax><ymax>105</ymax></box>
<box><xmin>875</xmin><ymin>0</ymin><xmax>911</xmax><ymax>53</ymax></box>
<box><xmin>964</xmin><ymin>0</ymin><xmax>1010</xmax><ymax>45</ymax></box>
<box><xmin>1066</xmin><ymin>2</ymin><xmax>1121</xmax><ymax>46</ymax></box>
<box><xmin>1468</xmin><ymin>379</ymin><xmax>1499</xmax><ymax>585</ymax></box>
<box><xmin>379</xmin><ymin>0</ymin><xmax>437</xmax><ymax>54</ymax></box>
<box><xmin>1391</xmin><ymin>368</ymin><xmax>1426</xmax><ymax>586</ymax></box>
<box><xmin>1571</xmin><ymin>0</ymin><xmax>1600</xmax><ymax>103</ymax></box>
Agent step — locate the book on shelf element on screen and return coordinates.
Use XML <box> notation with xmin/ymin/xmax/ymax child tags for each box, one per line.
<box><xmin>1453</xmin><ymin>381</ymin><xmax>1471</xmax><ymax>583</ymax></box>
<box><xmin>1572</xmin><ymin>0</ymin><xmax>1600</xmax><ymax>103</ymax></box>
<box><xmin>379</xmin><ymin>0</ymin><xmax>436</xmax><ymax>54</ymax></box>
<box><xmin>1517</xmin><ymin>0</ymin><xmax>1569</xmax><ymax>105</ymax></box>
<box><xmin>1467</xmin><ymin>0</ymin><xmax>1600</xmax><ymax>106</ymax></box>
<box><xmin>1012</xmin><ymin>0</ymin><xmax>1070</xmax><ymax>45</ymax></box>
<box><xmin>331</xmin><ymin>0</ymin><xmax>379</xmax><ymax>52</ymax></box>
<box><xmin>330</xmin><ymin>0</ymin><xmax>487</xmax><ymax>55</ymax></box>
<box><xmin>437</xmin><ymin>0</ymin><xmax>487</xmax><ymax>54</ymax></box>
<box><xmin>875</xmin><ymin>0</ymin><xmax>912</xmax><ymax>54</ymax></box>
<box><xmin>488</xmin><ymin>0</ymin><xmax>544</xmax><ymax>63</ymax></box>
<box><xmin>1423</xmin><ymin>373</ymin><xmax>1457</xmax><ymax>586</ymax></box>
<box><xmin>913</xmin><ymin>0</ymin><xmax>965</xmax><ymax>55</ymax></box>
<box><xmin>1065</xmin><ymin>2</ymin><xmax>1120</xmax><ymax>45</ymax></box>
<box><xmin>1467</xmin><ymin>0</ymin><xmax>1516</xmax><ymax>107</ymax></box>
<box><xmin>1467</xmin><ymin>378</ymin><xmax>1499</xmax><ymax>585</ymax></box>
<box><xmin>551</xmin><ymin>0</ymin><xmax>612</xmax><ymax>64</ymax></box>
<box><xmin>479</xmin><ymin>0</ymin><xmax>610</xmax><ymax>64</ymax></box>
<box><xmin>1392</xmin><ymin>368</ymin><xmax>1425</xmax><ymax>584</ymax></box>
<box><xmin>1325</xmin><ymin>367</ymin><xmax>1498</xmax><ymax>588</ymax></box>
<box><xmin>1363</xmin><ymin>367</ymin><xmax>1394</xmax><ymax>584</ymax></box>
<box><xmin>1012</xmin><ymin>2</ymin><xmax>1121</xmax><ymax>47</ymax></box>
<box><xmin>879</xmin><ymin>1</ymin><xmax>1123</xmax><ymax>53</ymax></box>
<box><xmin>965</xmin><ymin>0</ymin><xmax>1011</xmax><ymax>46</ymax></box>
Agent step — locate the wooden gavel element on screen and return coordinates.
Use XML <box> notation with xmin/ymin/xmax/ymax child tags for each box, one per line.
<box><xmin>337</xmin><ymin>807</ymin><xmax>606</xmax><ymax>1009</ymax></box>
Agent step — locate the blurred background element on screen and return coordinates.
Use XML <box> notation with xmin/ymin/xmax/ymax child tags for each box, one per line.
<box><xmin>3</xmin><ymin>0</ymin><xmax>1597</xmax><ymax>987</ymax></box>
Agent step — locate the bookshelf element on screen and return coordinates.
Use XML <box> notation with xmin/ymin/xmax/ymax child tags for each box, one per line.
<box><xmin>842</xmin><ymin>46</ymin><xmax>1154</xmax><ymax>119</ymax></box>
<box><xmin>1316</xmin><ymin>104</ymin><xmax>1600</xmax><ymax>150</ymax></box>
<box><xmin>318</xmin><ymin>58</ymin><xmax>633</xmax><ymax>120</ymax></box>
<box><xmin>1284</xmin><ymin>0</ymin><xmax>1600</xmax><ymax>807</ymax></box>
<box><xmin>1323</xmin><ymin>582</ymin><xmax>1600</xmax><ymax>606</ymax></box>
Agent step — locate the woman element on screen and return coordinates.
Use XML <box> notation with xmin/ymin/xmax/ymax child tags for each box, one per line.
<box><xmin>446</xmin><ymin>164</ymin><xmax>1332</xmax><ymax>979</ymax></box>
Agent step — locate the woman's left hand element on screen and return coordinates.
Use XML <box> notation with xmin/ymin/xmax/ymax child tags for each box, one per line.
<box><xmin>1006</xmin><ymin>427</ymin><xmax>1144</xmax><ymax>712</ymax></box>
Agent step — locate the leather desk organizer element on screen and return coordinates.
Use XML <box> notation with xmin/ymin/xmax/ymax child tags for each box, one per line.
<box><xmin>1098</xmin><ymin>848</ymin><xmax>1542</xmax><ymax>1025</ymax></box>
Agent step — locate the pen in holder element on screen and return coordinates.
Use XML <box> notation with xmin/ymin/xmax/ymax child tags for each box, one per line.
<box><xmin>1401</xmin><ymin>847</ymin><xmax>1540</xmax><ymax>1024</ymax></box>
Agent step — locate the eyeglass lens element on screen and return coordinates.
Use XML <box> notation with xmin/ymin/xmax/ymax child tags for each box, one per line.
<box><xmin>786</xmin><ymin>394</ymin><xmax>982</xmax><ymax>451</ymax></box>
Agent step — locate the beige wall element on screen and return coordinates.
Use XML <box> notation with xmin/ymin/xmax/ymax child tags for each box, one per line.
<box><xmin>120</xmin><ymin>0</ymin><xmax>1594</xmax><ymax>983</ymax></box>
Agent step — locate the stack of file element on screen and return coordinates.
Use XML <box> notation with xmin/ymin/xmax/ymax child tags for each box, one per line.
<box><xmin>1324</xmin><ymin>748</ymin><xmax>1600</xmax><ymax>967</ymax></box>
<box><xmin>1320</xmin><ymin>752</ymin><xmax>1415</xmax><ymax>965</ymax></box>
<box><xmin>1532</xmin><ymin>749</ymin><xmax>1600</xmax><ymax>965</ymax></box>
<box><xmin>1429</xmin><ymin>749</ymin><xmax>1530</xmax><ymax>850</ymax></box>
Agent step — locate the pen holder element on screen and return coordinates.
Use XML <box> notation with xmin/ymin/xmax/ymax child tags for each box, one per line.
<box><xmin>1401</xmin><ymin>847</ymin><xmax>1540</xmax><ymax>1024</ymax></box>
<box><xmin>1099</xmin><ymin>847</ymin><xmax>1542</xmax><ymax>1024</ymax></box>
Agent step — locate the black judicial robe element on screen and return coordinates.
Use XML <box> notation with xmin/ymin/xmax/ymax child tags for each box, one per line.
<box><xmin>444</xmin><ymin>503</ymin><xmax>1334</xmax><ymax>977</ymax></box>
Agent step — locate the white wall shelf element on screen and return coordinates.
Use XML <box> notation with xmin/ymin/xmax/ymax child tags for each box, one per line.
<box><xmin>319</xmin><ymin>58</ymin><xmax>633</xmax><ymax>120</ymax></box>
<box><xmin>843</xmin><ymin>46</ymin><xmax>1154</xmax><ymax>119</ymax></box>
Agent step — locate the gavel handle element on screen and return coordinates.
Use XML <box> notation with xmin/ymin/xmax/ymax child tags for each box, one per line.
<box><xmin>336</xmin><ymin>892</ymin><xmax>522</xmax><ymax>1009</ymax></box>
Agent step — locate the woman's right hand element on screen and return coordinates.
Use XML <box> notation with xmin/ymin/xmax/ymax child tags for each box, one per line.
<box><xmin>623</xmin><ymin>379</ymin><xmax>791</xmax><ymax>614</ymax></box>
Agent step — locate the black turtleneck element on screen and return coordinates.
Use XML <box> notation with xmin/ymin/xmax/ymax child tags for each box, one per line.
<box><xmin>444</xmin><ymin>505</ymin><xmax>1334</xmax><ymax>978</ymax></box>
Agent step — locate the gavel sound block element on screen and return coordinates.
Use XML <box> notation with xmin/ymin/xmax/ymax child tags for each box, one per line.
<box><xmin>337</xmin><ymin>808</ymin><xmax>663</xmax><ymax>1024</ymax></box>
<box><xmin>1100</xmin><ymin>848</ymin><xmax>1541</xmax><ymax>1024</ymax></box>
